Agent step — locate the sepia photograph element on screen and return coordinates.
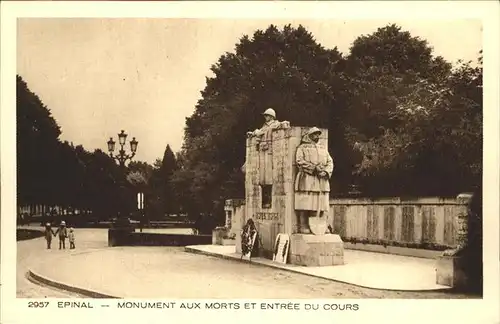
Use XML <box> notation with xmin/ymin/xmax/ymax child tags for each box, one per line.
<box><xmin>13</xmin><ymin>16</ymin><xmax>485</xmax><ymax>299</ymax></box>
<box><xmin>1</xmin><ymin>3</ymin><xmax>499</xmax><ymax>324</ymax></box>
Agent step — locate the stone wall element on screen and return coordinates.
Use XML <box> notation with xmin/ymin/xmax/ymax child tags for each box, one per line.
<box><xmin>224</xmin><ymin>199</ymin><xmax>245</xmax><ymax>239</ymax></box>
<box><xmin>108</xmin><ymin>230</ymin><xmax>212</xmax><ymax>247</ymax></box>
<box><xmin>231</xmin><ymin>201</ymin><xmax>246</xmax><ymax>254</ymax></box>
<box><xmin>328</xmin><ymin>196</ymin><xmax>469</xmax><ymax>249</ymax></box>
<box><xmin>244</xmin><ymin>126</ymin><xmax>328</xmax><ymax>258</ymax></box>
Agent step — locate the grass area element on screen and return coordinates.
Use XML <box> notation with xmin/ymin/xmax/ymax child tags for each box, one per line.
<box><xmin>16</xmin><ymin>229</ymin><xmax>44</xmax><ymax>241</ymax></box>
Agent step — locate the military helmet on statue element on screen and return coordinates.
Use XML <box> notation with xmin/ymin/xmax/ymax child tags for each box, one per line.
<box><xmin>307</xmin><ymin>127</ymin><xmax>322</xmax><ymax>136</ymax></box>
<box><xmin>262</xmin><ymin>108</ymin><xmax>276</xmax><ymax>118</ymax></box>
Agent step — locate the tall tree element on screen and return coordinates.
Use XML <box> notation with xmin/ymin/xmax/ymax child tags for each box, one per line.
<box><xmin>172</xmin><ymin>24</ymin><xmax>348</xmax><ymax>220</ymax></box>
<box><xmin>53</xmin><ymin>141</ymin><xmax>87</xmax><ymax>210</ymax></box>
<box><xmin>341</xmin><ymin>24</ymin><xmax>481</xmax><ymax>196</ymax></box>
<box><xmin>127</xmin><ymin>160</ymin><xmax>154</xmax><ymax>219</ymax></box>
<box><xmin>149</xmin><ymin>145</ymin><xmax>179</xmax><ymax>218</ymax></box>
<box><xmin>344</xmin><ymin>24</ymin><xmax>453</xmax><ymax>140</ymax></box>
<box><xmin>83</xmin><ymin>149</ymin><xmax>123</xmax><ymax>219</ymax></box>
<box><xmin>159</xmin><ymin>145</ymin><xmax>178</xmax><ymax>215</ymax></box>
<box><xmin>17</xmin><ymin>75</ymin><xmax>62</xmax><ymax>208</ymax></box>
<box><xmin>17</xmin><ymin>75</ymin><xmax>129</xmax><ymax>220</ymax></box>
<box><xmin>353</xmin><ymin>49</ymin><xmax>482</xmax><ymax>196</ymax></box>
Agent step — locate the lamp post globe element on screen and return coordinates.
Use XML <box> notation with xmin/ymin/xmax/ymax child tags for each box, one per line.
<box><xmin>118</xmin><ymin>130</ymin><xmax>127</xmax><ymax>146</ymax></box>
<box><xmin>130</xmin><ymin>137</ymin><xmax>138</xmax><ymax>154</ymax></box>
<box><xmin>107</xmin><ymin>137</ymin><xmax>116</xmax><ymax>153</ymax></box>
<box><xmin>106</xmin><ymin>130</ymin><xmax>139</xmax><ymax>225</ymax></box>
<box><xmin>107</xmin><ymin>130</ymin><xmax>138</xmax><ymax>169</ymax></box>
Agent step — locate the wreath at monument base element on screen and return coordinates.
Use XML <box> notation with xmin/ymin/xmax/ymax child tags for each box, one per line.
<box><xmin>241</xmin><ymin>219</ymin><xmax>257</xmax><ymax>258</ymax></box>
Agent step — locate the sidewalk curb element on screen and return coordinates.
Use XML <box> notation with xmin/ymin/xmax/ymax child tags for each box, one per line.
<box><xmin>27</xmin><ymin>270</ymin><xmax>121</xmax><ymax>299</ymax></box>
<box><xmin>184</xmin><ymin>247</ymin><xmax>453</xmax><ymax>293</ymax></box>
<box><xmin>185</xmin><ymin>246</ymin><xmax>255</xmax><ymax>264</ymax></box>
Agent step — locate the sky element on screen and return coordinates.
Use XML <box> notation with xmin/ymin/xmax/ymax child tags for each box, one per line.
<box><xmin>17</xmin><ymin>18</ymin><xmax>482</xmax><ymax>164</ymax></box>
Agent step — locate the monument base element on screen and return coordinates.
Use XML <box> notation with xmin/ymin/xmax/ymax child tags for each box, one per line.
<box><xmin>212</xmin><ymin>227</ymin><xmax>227</xmax><ymax>245</ymax></box>
<box><xmin>436</xmin><ymin>255</ymin><xmax>468</xmax><ymax>288</ymax></box>
<box><xmin>289</xmin><ymin>234</ymin><xmax>344</xmax><ymax>266</ymax></box>
<box><xmin>236</xmin><ymin>233</ymin><xmax>242</xmax><ymax>254</ymax></box>
<box><xmin>221</xmin><ymin>239</ymin><xmax>236</xmax><ymax>246</ymax></box>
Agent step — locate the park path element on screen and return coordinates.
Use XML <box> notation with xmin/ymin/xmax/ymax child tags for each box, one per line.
<box><xmin>16</xmin><ymin>227</ymin><xmax>108</xmax><ymax>298</ymax></box>
<box><xmin>19</xmin><ymin>227</ymin><xmax>472</xmax><ymax>299</ymax></box>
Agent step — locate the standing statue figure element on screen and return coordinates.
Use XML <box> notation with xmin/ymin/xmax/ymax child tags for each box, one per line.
<box><xmin>294</xmin><ymin>127</ymin><xmax>334</xmax><ymax>234</ymax></box>
<box><xmin>243</xmin><ymin>108</ymin><xmax>290</xmax><ymax>183</ymax></box>
<box><xmin>246</xmin><ymin>108</ymin><xmax>289</xmax><ymax>146</ymax></box>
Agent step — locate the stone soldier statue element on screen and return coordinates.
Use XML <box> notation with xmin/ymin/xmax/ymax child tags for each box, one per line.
<box><xmin>242</xmin><ymin>108</ymin><xmax>289</xmax><ymax>183</ymax></box>
<box><xmin>294</xmin><ymin>127</ymin><xmax>334</xmax><ymax>234</ymax></box>
<box><xmin>246</xmin><ymin>108</ymin><xmax>289</xmax><ymax>144</ymax></box>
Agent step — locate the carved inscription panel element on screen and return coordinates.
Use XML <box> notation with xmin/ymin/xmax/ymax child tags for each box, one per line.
<box><xmin>255</xmin><ymin>212</ymin><xmax>281</xmax><ymax>222</ymax></box>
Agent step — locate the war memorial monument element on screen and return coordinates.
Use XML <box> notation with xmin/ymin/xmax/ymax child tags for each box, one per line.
<box><xmin>222</xmin><ymin>109</ymin><xmax>345</xmax><ymax>266</ymax></box>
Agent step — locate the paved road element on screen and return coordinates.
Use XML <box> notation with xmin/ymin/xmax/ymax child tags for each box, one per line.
<box><xmin>16</xmin><ymin>226</ymin><xmax>109</xmax><ymax>298</ymax></box>
<box><xmin>20</xmin><ymin>227</ymin><xmax>472</xmax><ymax>299</ymax></box>
<box><xmin>17</xmin><ymin>238</ymin><xmax>84</xmax><ymax>298</ymax></box>
<box><xmin>16</xmin><ymin>227</ymin><xmax>193</xmax><ymax>298</ymax></box>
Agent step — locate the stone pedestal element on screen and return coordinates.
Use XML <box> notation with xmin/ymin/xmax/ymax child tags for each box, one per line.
<box><xmin>436</xmin><ymin>255</ymin><xmax>468</xmax><ymax>288</ymax></box>
<box><xmin>224</xmin><ymin>199</ymin><xmax>245</xmax><ymax>238</ymax></box>
<box><xmin>289</xmin><ymin>234</ymin><xmax>344</xmax><ymax>266</ymax></box>
<box><xmin>236</xmin><ymin>231</ymin><xmax>243</xmax><ymax>254</ymax></box>
<box><xmin>221</xmin><ymin>239</ymin><xmax>236</xmax><ymax>246</ymax></box>
<box><xmin>236</xmin><ymin>125</ymin><xmax>344</xmax><ymax>266</ymax></box>
<box><xmin>245</xmin><ymin>127</ymin><xmax>330</xmax><ymax>258</ymax></box>
<box><xmin>212</xmin><ymin>227</ymin><xmax>227</xmax><ymax>245</ymax></box>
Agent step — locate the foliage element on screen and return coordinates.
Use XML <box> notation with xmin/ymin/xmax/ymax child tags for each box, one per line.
<box><xmin>192</xmin><ymin>213</ymin><xmax>217</xmax><ymax>235</ymax></box>
<box><xmin>17</xmin><ymin>75</ymin><xmax>61</xmax><ymax>206</ymax></box>
<box><xmin>16</xmin><ymin>75</ymin><xmax>146</xmax><ymax>220</ymax></box>
<box><xmin>17</xmin><ymin>23</ymin><xmax>483</xmax><ymax>237</ymax></box>
<box><xmin>128</xmin><ymin>161</ymin><xmax>154</xmax><ymax>183</ymax></box>
<box><xmin>173</xmin><ymin>24</ymin><xmax>349</xmax><ymax>220</ymax></box>
<box><xmin>344</xmin><ymin>25</ymin><xmax>452</xmax><ymax>139</ymax></box>
<box><xmin>126</xmin><ymin>171</ymin><xmax>148</xmax><ymax>188</ymax></box>
<box><xmin>17</xmin><ymin>229</ymin><xmax>45</xmax><ymax>241</ymax></box>
<box><xmin>342</xmin><ymin>236</ymin><xmax>452</xmax><ymax>251</ymax></box>
<box><xmin>343</xmin><ymin>25</ymin><xmax>482</xmax><ymax>196</ymax></box>
<box><xmin>159</xmin><ymin>145</ymin><xmax>179</xmax><ymax>214</ymax></box>
<box><xmin>147</xmin><ymin>145</ymin><xmax>179</xmax><ymax>219</ymax></box>
<box><xmin>460</xmin><ymin>187</ymin><xmax>483</xmax><ymax>293</ymax></box>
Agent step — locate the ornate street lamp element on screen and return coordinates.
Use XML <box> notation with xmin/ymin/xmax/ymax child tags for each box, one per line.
<box><xmin>107</xmin><ymin>130</ymin><xmax>138</xmax><ymax>225</ymax></box>
<box><xmin>107</xmin><ymin>130</ymin><xmax>138</xmax><ymax>168</ymax></box>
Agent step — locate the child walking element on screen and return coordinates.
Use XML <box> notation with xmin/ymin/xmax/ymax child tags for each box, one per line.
<box><xmin>44</xmin><ymin>223</ymin><xmax>55</xmax><ymax>249</ymax></box>
<box><xmin>54</xmin><ymin>221</ymin><xmax>68</xmax><ymax>250</ymax></box>
<box><xmin>68</xmin><ymin>228</ymin><xmax>76</xmax><ymax>249</ymax></box>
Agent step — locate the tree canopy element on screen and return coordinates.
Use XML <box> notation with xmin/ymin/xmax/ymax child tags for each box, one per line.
<box><xmin>17</xmin><ymin>23</ymin><xmax>482</xmax><ymax>227</ymax></box>
<box><xmin>17</xmin><ymin>75</ymin><xmax>137</xmax><ymax>218</ymax></box>
<box><xmin>172</xmin><ymin>23</ymin><xmax>482</xmax><ymax>219</ymax></box>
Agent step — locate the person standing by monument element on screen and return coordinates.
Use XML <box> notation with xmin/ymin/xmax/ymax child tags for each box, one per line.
<box><xmin>294</xmin><ymin>127</ymin><xmax>334</xmax><ymax>234</ymax></box>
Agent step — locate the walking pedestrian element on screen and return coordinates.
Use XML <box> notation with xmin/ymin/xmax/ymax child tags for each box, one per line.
<box><xmin>54</xmin><ymin>221</ymin><xmax>68</xmax><ymax>250</ymax></box>
<box><xmin>44</xmin><ymin>223</ymin><xmax>55</xmax><ymax>249</ymax></box>
<box><xmin>68</xmin><ymin>227</ymin><xmax>76</xmax><ymax>249</ymax></box>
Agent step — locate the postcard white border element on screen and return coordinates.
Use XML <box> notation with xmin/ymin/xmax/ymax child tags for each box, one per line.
<box><xmin>1</xmin><ymin>1</ymin><xmax>499</xmax><ymax>324</ymax></box>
